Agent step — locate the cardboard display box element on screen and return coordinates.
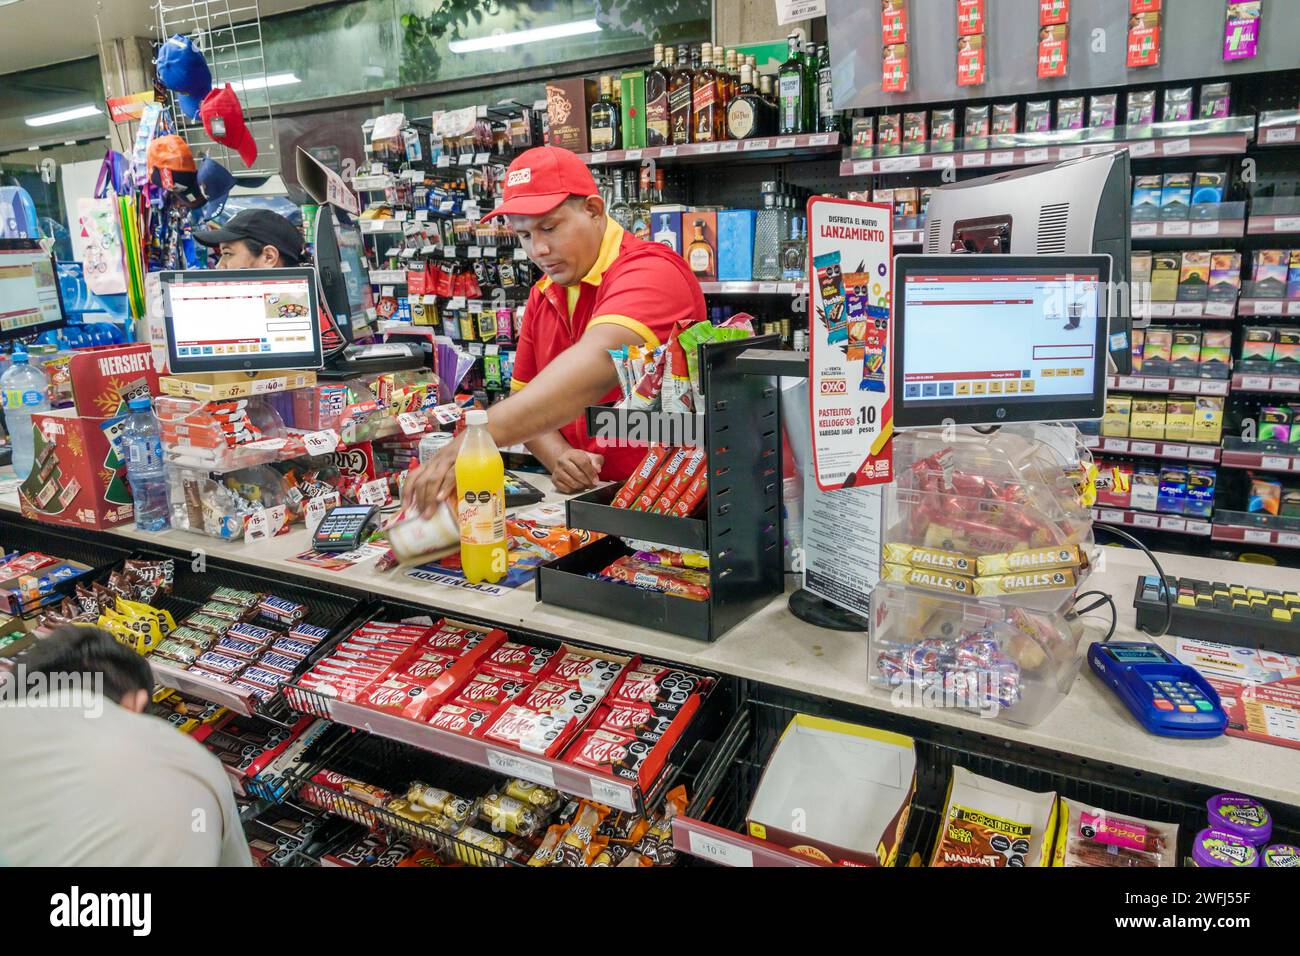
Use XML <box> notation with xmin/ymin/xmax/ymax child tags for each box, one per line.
<box><xmin>544</xmin><ymin>78</ymin><xmax>598</xmax><ymax>153</ymax></box>
<box><xmin>159</xmin><ymin>369</ymin><xmax>317</xmax><ymax>401</ymax></box>
<box><xmin>745</xmin><ymin>714</ymin><xmax>917</xmax><ymax>866</ymax></box>
<box><xmin>19</xmin><ymin>408</ymin><xmax>134</xmax><ymax>531</ymax></box>
<box><xmin>66</xmin><ymin>344</ymin><xmax>159</xmax><ymax>417</ymax></box>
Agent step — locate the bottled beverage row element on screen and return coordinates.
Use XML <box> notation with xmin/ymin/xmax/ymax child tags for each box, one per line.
<box><xmin>587</xmin><ymin>34</ymin><xmax>840</xmax><ymax>152</ymax></box>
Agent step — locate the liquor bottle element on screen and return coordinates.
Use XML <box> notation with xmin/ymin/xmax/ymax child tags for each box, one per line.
<box><xmin>669</xmin><ymin>44</ymin><xmax>694</xmax><ymax>145</ymax></box>
<box><xmin>692</xmin><ymin>43</ymin><xmax>720</xmax><ymax>143</ymax></box>
<box><xmin>781</xmin><ymin>215</ymin><xmax>806</xmax><ymax>280</ymax></box>
<box><xmin>727</xmin><ymin>64</ymin><xmax>771</xmax><ymax>139</ymax></box>
<box><xmin>609</xmin><ymin>171</ymin><xmax>633</xmax><ymax>230</ymax></box>
<box><xmin>687</xmin><ymin>218</ymin><xmax>715</xmax><ymax>278</ymax></box>
<box><xmin>817</xmin><ymin>44</ymin><xmax>840</xmax><ymax>134</ymax></box>
<box><xmin>801</xmin><ymin>41</ymin><xmax>818</xmax><ymax>135</ymax></box>
<box><xmin>645</xmin><ymin>43</ymin><xmax>671</xmax><ymax>147</ymax></box>
<box><xmin>777</xmin><ymin>33</ymin><xmax>804</xmax><ymax>135</ymax></box>
<box><xmin>631</xmin><ymin>167</ymin><xmax>652</xmax><ymax>240</ymax></box>
<box><xmin>759</xmin><ymin>73</ymin><xmax>776</xmax><ymax>112</ymax></box>
<box><xmin>590</xmin><ymin>75</ymin><xmax>621</xmax><ymax>151</ymax></box>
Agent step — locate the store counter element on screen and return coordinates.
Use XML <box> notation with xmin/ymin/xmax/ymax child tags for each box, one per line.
<box><xmin>3</xmin><ymin>477</ymin><xmax>1297</xmax><ymax>807</ymax></box>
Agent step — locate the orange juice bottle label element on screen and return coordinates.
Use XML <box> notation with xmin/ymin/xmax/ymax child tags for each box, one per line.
<box><xmin>458</xmin><ymin>489</ymin><xmax>504</xmax><ymax>545</ymax></box>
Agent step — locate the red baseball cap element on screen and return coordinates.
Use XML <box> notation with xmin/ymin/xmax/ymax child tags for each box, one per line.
<box><xmin>483</xmin><ymin>145</ymin><xmax>598</xmax><ymax>220</ymax></box>
<box><xmin>200</xmin><ymin>84</ymin><xmax>258</xmax><ymax>168</ymax></box>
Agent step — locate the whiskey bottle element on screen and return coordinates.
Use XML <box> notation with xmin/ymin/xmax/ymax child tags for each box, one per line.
<box><xmin>817</xmin><ymin>44</ymin><xmax>840</xmax><ymax>134</ymax></box>
<box><xmin>727</xmin><ymin>64</ymin><xmax>771</xmax><ymax>139</ymax></box>
<box><xmin>590</xmin><ymin>75</ymin><xmax>621</xmax><ymax>151</ymax></box>
<box><xmin>645</xmin><ymin>43</ymin><xmax>671</xmax><ymax>147</ymax></box>
<box><xmin>669</xmin><ymin>44</ymin><xmax>694</xmax><ymax>145</ymax></box>
<box><xmin>801</xmin><ymin>41</ymin><xmax>818</xmax><ymax>135</ymax></box>
<box><xmin>759</xmin><ymin>73</ymin><xmax>776</xmax><ymax>112</ymax></box>
<box><xmin>777</xmin><ymin>33</ymin><xmax>804</xmax><ymax>135</ymax></box>
<box><xmin>693</xmin><ymin>42</ymin><xmax>720</xmax><ymax>143</ymax></box>
<box><xmin>687</xmin><ymin>218</ymin><xmax>715</xmax><ymax>278</ymax></box>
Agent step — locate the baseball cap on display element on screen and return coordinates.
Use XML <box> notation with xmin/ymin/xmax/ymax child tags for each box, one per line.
<box><xmin>482</xmin><ymin>145</ymin><xmax>599</xmax><ymax>220</ymax></box>
<box><xmin>193</xmin><ymin>157</ymin><xmax>237</xmax><ymax>222</ymax></box>
<box><xmin>200</xmin><ymin>84</ymin><xmax>258</xmax><ymax>167</ymax></box>
<box><xmin>146</xmin><ymin>135</ymin><xmax>202</xmax><ymax>202</ymax></box>
<box><xmin>193</xmin><ymin>208</ymin><xmax>304</xmax><ymax>265</ymax></box>
<box><xmin>154</xmin><ymin>34</ymin><xmax>212</xmax><ymax>121</ymax></box>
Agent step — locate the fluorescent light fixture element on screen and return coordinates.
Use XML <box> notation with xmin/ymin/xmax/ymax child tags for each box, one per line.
<box><xmin>228</xmin><ymin>72</ymin><xmax>301</xmax><ymax>93</ymax></box>
<box><xmin>25</xmin><ymin>104</ymin><xmax>103</xmax><ymax>127</ymax></box>
<box><xmin>448</xmin><ymin>18</ymin><xmax>600</xmax><ymax>54</ymax></box>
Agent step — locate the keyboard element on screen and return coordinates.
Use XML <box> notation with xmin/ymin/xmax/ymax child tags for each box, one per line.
<box><xmin>1133</xmin><ymin>574</ymin><xmax>1300</xmax><ymax>655</ymax></box>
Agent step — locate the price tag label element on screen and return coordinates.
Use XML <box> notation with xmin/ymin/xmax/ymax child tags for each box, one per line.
<box><xmin>1133</xmin><ymin>513</ymin><xmax>1160</xmax><ymax>528</ymax></box>
<box><xmin>1099</xmin><ymin>509</ymin><xmax>1124</xmax><ymax>524</ymax></box>
<box><xmin>990</xmin><ymin>151</ymin><xmax>1015</xmax><ymax>165</ymax></box>
<box><xmin>358</xmin><ymin>478</ymin><xmax>389</xmax><ymax>506</ymax></box>
<box><xmin>699</xmin><ymin>142</ymin><xmax>720</xmax><ymax>154</ymax></box>
<box><xmin>1160</xmin><ymin>516</ymin><xmax>1186</xmax><ymax>532</ymax></box>
<box><xmin>305</xmin><ymin>492</ymin><xmax>339</xmax><ymax>535</ymax></box>
<box><xmin>394</xmin><ymin>210</ymin><xmax>408</xmax><ymax>222</ymax></box>
<box><xmin>1204</xmin><ymin>301</ymin><xmax>1235</xmax><ymax>317</ymax></box>
<box><xmin>485</xmin><ymin>750</ymin><xmax>555</xmax><ymax>786</ymax></box>
<box><xmin>419</xmin><ymin>244</ymin><xmax>437</xmax><ymax>255</ymax></box>
<box><xmin>514</xmin><ymin>248</ymin><xmax>528</xmax><ymax>261</ymax></box>
<box><xmin>1274</xmin><ymin>378</ymin><xmax>1300</xmax><ymax>393</ymax></box>
<box><xmin>1241</xmin><ymin>375</ymin><xmax>1271</xmax><ymax>390</ymax></box>
<box><xmin>1265</xmin><ymin>126</ymin><xmax>1298</xmax><ymax>144</ymax></box>
<box><xmin>437</xmin><ymin>155</ymin><xmax>451</xmax><ymax>167</ymax></box>
<box><xmin>431</xmin><ymin>403</ymin><xmax>463</xmax><ymax>425</ymax></box>
<box><xmin>1162</xmin><ymin>444</ymin><xmax>1188</xmax><ymax>459</ymax></box>
<box><xmin>775</xmin><ymin>137</ymin><xmax>797</xmax><ymax>148</ymax></box>
<box><xmin>748</xmin><ymin>139</ymin><xmax>775</xmax><ymax>153</ymax></box>
<box><xmin>1118</xmin><ymin>376</ymin><xmax>1143</xmax><ymax>390</ymax></box>
<box><xmin>1275</xmin><ymin>217</ymin><xmax>1300</xmax><ymax>232</ymax></box>
<box><xmin>414</xmin><ymin>209</ymin><xmax>429</xmax><ymax>222</ymax></box>
<box><xmin>1163</xmin><ymin>220</ymin><xmax>1191</xmax><ymax>236</ymax></box>
<box><xmin>474</xmin><ymin>152</ymin><xmax>490</xmax><ymax>165</ymax></box>
<box><xmin>468</xmin><ymin>246</ymin><xmax>482</xmax><ymax>258</ymax></box>
<box><xmin>1173</xmin><ymin>377</ymin><xmax>1202</xmax><ymax>392</ymax></box>
<box><xmin>961</xmin><ymin>153</ymin><xmax>987</xmax><ymax>166</ymax></box>
<box><xmin>443</xmin><ymin>245</ymin><xmax>456</xmax><ymax>257</ymax></box>
<box><xmin>1262</xmin><ymin>456</ymin><xmax>1293</xmax><ymax>472</ymax></box>
<box><xmin>688</xmin><ymin>830</ymin><xmax>754</xmax><ymax>867</ymax></box>
<box><xmin>931</xmin><ymin>155</ymin><xmax>956</xmax><ymax>170</ymax></box>
<box><xmin>380</xmin><ymin>285</ymin><xmax>395</xmax><ymax>299</ymax></box>
<box><xmin>1132</xmin><ymin>222</ymin><xmax>1158</xmax><ymax>237</ymax></box>
<box><xmin>1279</xmin><ymin>533</ymin><xmax>1300</xmax><ymax>548</ymax></box>
<box><xmin>623</xmin><ymin>149</ymin><xmax>642</xmax><ymax>161</ymax></box>
<box><xmin>1148</xmin><ymin>302</ymin><xmax>1174</xmax><ymax>317</ymax></box>
<box><xmin>245</xmin><ymin>505</ymin><xmax>287</xmax><ymax>542</ymax></box>
<box><xmin>1059</xmin><ymin>145</ymin><xmax>1084</xmax><ymax>160</ymax></box>
<box><xmin>719</xmin><ymin>141</ymin><xmax>739</xmax><ymax>153</ymax></box>
<box><xmin>588</xmin><ymin>777</ymin><xmax>636</xmax><ymax>812</ymax></box>
<box><xmin>1186</xmin><ymin>521</ymin><xmax>1212</xmax><ymax>535</ymax></box>
<box><xmin>1244</xmin><ymin>529</ymin><xmax>1274</xmax><ymax>544</ymax></box>
<box><xmin>808</xmin><ymin>133</ymin><xmax>831</xmax><ymax>147</ymax></box>
<box><xmin>720</xmin><ymin>282</ymin><xmax>747</xmax><ymax>293</ymax></box>
<box><xmin>1130</xmin><ymin>442</ymin><xmax>1157</xmax><ymax>456</ymax></box>
<box><xmin>1288</xmin><ymin>301</ymin><xmax>1300</xmax><ymax>316</ymax></box>
<box><xmin>1104</xmin><ymin>438</ymin><xmax>1128</xmax><ymax>452</ymax></box>
<box><xmin>1191</xmin><ymin>220</ymin><xmax>1220</xmax><ymax>236</ymax></box>
<box><xmin>303</xmin><ymin>429</ymin><xmax>340</xmax><ymax>456</ymax></box>
<box><xmin>851</xmin><ymin>159</ymin><xmax>872</xmax><ymax>173</ymax></box>
<box><xmin>1254</xmin><ymin>300</ymin><xmax>1285</xmax><ymax>315</ymax></box>
<box><xmin>1024</xmin><ymin>148</ymin><xmax>1050</xmax><ymax>163</ymax></box>
<box><xmin>422</xmin><ymin>294</ymin><xmax>439</xmax><ymax>305</ymax></box>
<box><xmin>758</xmin><ymin>282</ymin><xmax>778</xmax><ymax>294</ymax></box>
<box><xmin>1143</xmin><ymin>378</ymin><xmax>1171</xmax><ymax>391</ymax></box>
<box><xmin>1128</xmin><ymin>140</ymin><xmax>1157</xmax><ymax>157</ymax></box>
<box><xmin>397</xmin><ymin>412</ymin><xmax>426</xmax><ymax>435</ymax></box>
<box><xmin>250</xmin><ymin>378</ymin><xmax>288</xmax><ymax>395</ymax></box>
<box><xmin>1188</xmin><ymin>445</ymin><xmax>1218</xmax><ymax>461</ymax></box>
<box><xmin>458</xmin><ymin>153</ymin><xmax>473</xmax><ymax>166</ymax></box>
<box><xmin>447</xmin><ymin>296</ymin><xmax>467</xmax><ymax>310</ymax></box>
<box><xmin>660</xmin><ymin>146</ymin><xmax>679</xmax><ymax>157</ymax></box>
<box><xmin>1082</xmin><ymin>434</ymin><xmax>1099</xmax><ymax>448</ymax></box>
<box><xmin>1202</xmin><ymin>380</ymin><xmax>1229</xmax><ymax>396</ymax></box>
<box><xmin>1162</xmin><ymin>138</ymin><xmax>1191</xmax><ymax>155</ymax></box>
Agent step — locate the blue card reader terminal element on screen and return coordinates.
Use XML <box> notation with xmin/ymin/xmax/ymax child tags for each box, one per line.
<box><xmin>1087</xmin><ymin>641</ymin><xmax>1228</xmax><ymax>738</ymax></box>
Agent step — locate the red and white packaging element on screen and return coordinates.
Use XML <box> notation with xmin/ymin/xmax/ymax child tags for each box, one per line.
<box><xmin>649</xmin><ymin>448</ymin><xmax>706</xmax><ymax>514</ymax></box>
<box><xmin>669</xmin><ymin>470</ymin><xmax>708</xmax><ymax>518</ymax></box>
<box><xmin>631</xmin><ymin>447</ymin><xmax>692</xmax><ymax>511</ymax></box>
<box><xmin>543</xmin><ymin>648</ymin><xmax>626</xmax><ymax>696</ymax></box>
<box><xmin>611</xmin><ymin>664</ymin><xmax>707</xmax><ymax>707</ymax></box>
<box><xmin>481</xmin><ymin>703</ymin><xmax>572</xmax><ymax>756</ymax></box>
<box><xmin>393</xmin><ymin>650</ymin><xmax>457</xmax><ymax>682</ymax></box>
<box><xmin>453</xmin><ymin>671</ymin><xmax>527</xmax><ymax>710</ymax></box>
<box><xmin>428</xmin><ymin>702</ymin><xmax>492</xmax><ymax>736</ymax></box>
<box><xmin>358</xmin><ymin>677</ymin><xmax>438</xmax><ymax>721</ymax></box>
<box><xmin>423</xmin><ymin>626</ymin><xmax>489</xmax><ymax>656</ymax></box>
<box><xmin>479</xmin><ymin>641</ymin><xmax>555</xmax><ymax>681</ymax></box>
<box><xmin>519</xmin><ymin>680</ymin><xmax>601</xmax><ymax>721</ymax></box>
<box><xmin>611</xmin><ymin>445</ymin><xmax>668</xmax><ymax>509</ymax></box>
<box><xmin>598</xmin><ymin>700</ymin><xmax>679</xmax><ymax>742</ymax></box>
<box><xmin>567</xmin><ymin>728</ymin><xmax>653</xmax><ymax>782</ymax></box>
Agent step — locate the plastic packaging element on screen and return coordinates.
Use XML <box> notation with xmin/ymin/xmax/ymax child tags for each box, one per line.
<box><xmin>155</xmin><ymin>395</ymin><xmax>287</xmax><ymax>472</ymax></box>
<box><xmin>1</xmin><ymin>352</ymin><xmax>49</xmax><ymax>479</ymax></box>
<box><xmin>387</xmin><ymin>502</ymin><xmax>460</xmax><ymax>563</ymax></box>
<box><xmin>456</xmin><ymin>409</ymin><xmax>506</xmax><ymax>583</ymax></box>
<box><xmin>122</xmin><ymin>396</ymin><xmax>169</xmax><ymax>532</ymax></box>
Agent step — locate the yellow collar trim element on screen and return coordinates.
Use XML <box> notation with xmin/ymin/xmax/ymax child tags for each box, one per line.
<box><xmin>534</xmin><ymin>216</ymin><xmax>624</xmax><ymax>294</ymax></box>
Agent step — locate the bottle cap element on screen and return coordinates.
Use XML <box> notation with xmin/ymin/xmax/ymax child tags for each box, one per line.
<box><xmin>129</xmin><ymin>396</ymin><xmax>152</xmax><ymax>411</ymax></box>
<box><xmin>10</xmin><ymin>351</ymin><xmax>27</xmax><ymax>364</ymax></box>
<box><xmin>465</xmin><ymin>409</ymin><xmax>488</xmax><ymax>426</ymax></box>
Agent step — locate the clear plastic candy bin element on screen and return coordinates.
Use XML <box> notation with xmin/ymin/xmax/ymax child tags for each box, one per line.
<box><xmin>869</xmin><ymin>580</ymin><xmax>1087</xmax><ymax>726</ymax></box>
<box><xmin>155</xmin><ymin>396</ymin><xmax>287</xmax><ymax>472</ymax></box>
<box><xmin>166</xmin><ymin>463</ymin><xmax>290</xmax><ymax>540</ymax></box>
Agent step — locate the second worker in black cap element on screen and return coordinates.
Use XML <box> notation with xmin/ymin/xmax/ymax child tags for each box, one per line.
<box><xmin>194</xmin><ymin>207</ymin><xmax>304</xmax><ymax>269</ymax></box>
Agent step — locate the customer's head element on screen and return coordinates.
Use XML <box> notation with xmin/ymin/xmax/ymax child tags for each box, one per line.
<box><xmin>194</xmin><ymin>207</ymin><xmax>304</xmax><ymax>269</ymax></box>
<box><xmin>21</xmin><ymin>625</ymin><xmax>152</xmax><ymax>713</ymax></box>
<box><xmin>483</xmin><ymin>146</ymin><xmax>606</xmax><ymax>287</ymax></box>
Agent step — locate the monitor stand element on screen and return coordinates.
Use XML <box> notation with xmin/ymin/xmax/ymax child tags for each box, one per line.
<box><xmin>317</xmin><ymin>341</ymin><xmax>426</xmax><ymax>380</ymax></box>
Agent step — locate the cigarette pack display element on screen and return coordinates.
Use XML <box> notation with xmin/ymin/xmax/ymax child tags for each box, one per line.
<box><xmin>1088</xmin><ymin>93</ymin><xmax>1118</xmax><ymax>139</ymax></box>
<box><xmin>1163</xmin><ymin>86</ymin><xmax>1194</xmax><ymax>122</ymax></box>
<box><xmin>991</xmin><ymin>102</ymin><xmax>1019</xmax><ymax>146</ymax></box>
<box><xmin>1199</xmin><ymin>329</ymin><xmax>1232</xmax><ymax>377</ymax></box>
<box><xmin>957</xmin><ymin>33</ymin><xmax>986</xmax><ymax>87</ymax></box>
<box><xmin>1252</xmin><ymin>250</ymin><xmax>1288</xmax><ymax>297</ymax></box>
<box><xmin>1185</xmin><ymin>467</ymin><xmax>1215</xmax><ymax>519</ymax></box>
<box><xmin>1199</xmin><ymin>82</ymin><xmax>1232</xmax><ymax>120</ymax></box>
<box><xmin>963</xmin><ymin>105</ymin><xmax>990</xmax><ymax>149</ymax></box>
<box><xmin>1259</xmin><ymin>406</ymin><xmax>1291</xmax><ymax>443</ymax></box>
<box><xmin>1276</xmin><ymin>328</ymin><xmax>1300</xmax><ymax>369</ymax></box>
<box><xmin>1126</xmin><ymin>89</ymin><xmax>1156</xmax><ymax>134</ymax></box>
<box><xmin>1130</xmin><ymin>470</ymin><xmax>1159</xmax><ymax>512</ymax></box>
<box><xmin>850</xmin><ymin>116</ymin><xmax>874</xmax><ymax>158</ymax></box>
<box><xmin>1250</xmin><ymin>478</ymin><xmax>1281</xmax><ymax>515</ymax></box>
<box><xmin>1195</xmin><ymin>397</ymin><xmax>1225</xmax><ymax>443</ymax></box>
<box><xmin>1193</xmin><ymin>171</ymin><xmax>1227</xmax><ymax>205</ymax></box>
<box><xmin>1102</xmin><ymin>396</ymin><xmax>1132</xmax><ymax>437</ymax></box>
<box><xmin>902</xmin><ymin>111</ymin><xmax>928</xmax><ymax>154</ymax></box>
<box><xmin>877</xmin><ymin>113</ymin><xmax>901</xmax><ymax>156</ymax></box>
<box><xmin>1132</xmin><ymin>175</ymin><xmax>1163</xmax><ymax>211</ymax></box>
<box><xmin>1024</xmin><ymin>100</ymin><xmax>1052</xmax><ymax>134</ymax></box>
<box><xmin>1130</xmin><ymin>399</ymin><xmax>1167</xmax><ymax>440</ymax></box>
<box><xmin>1178</xmin><ymin>256</ymin><xmax>1210</xmax><ymax>302</ymax></box>
<box><xmin>1150</xmin><ymin>255</ymin><xmax>1181</xmax><ymax>303</ymax></box>
<box><xmin>1160</xmin><ymin>173</ymin><xmax>1192</xmax><ymax>218</ymax></box>
<box><xmin>1055</xmin><ymin>96</ymin><xmax>1084</xmax><ymax>131</ymax></box>
<box><xmin>1207</xmin><ymin>253</ymin><xmax>1241</xmax><ymax>303</ymax></box>
<box><xmin>1163</xmin><ymin>399</ymin><xmax>1195</xmax><ymax>442</ymax></box>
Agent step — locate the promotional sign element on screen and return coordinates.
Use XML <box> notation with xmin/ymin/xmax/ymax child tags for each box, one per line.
<box><xmin>882</xmin><ymin>44</ymin><xmax>910</xmax><ymax>93</ymax></box>
<box><xmin>774</xmin><ymin>0</ymin><xmax>826</xmax><ymax>26</ymax></box>
<box><xmin>807</xmin><ymin>196</ymin><xmax>893</xmax><ymax>491</ymax></box>
<box><xmin>1126</xmin><ymin>11</ymin><xmax>1162</xmax><ymax>67</ymax></box>
<box><xmin>1037</xmin><ymin>24</ymin><xmax>1069</xmax><ymax>78</ymax></box>
<box><xmin>295</xmin><ymin>146</ymin><xmax>360</xmax><ymax>216</ymax></box>
<box><xmin>1223</xmin><ymin>1</ymin><xmax>1261</xmax><ymax>60</ymax></box>
<box><xmin>957</xmin><ymin>33</ymin><xmax>987</xmax><ymax>87</ymax></box>
<box><xmin>957</xmin><ymin>0</ymin><xmax>985</xmax><ymax>35</ymax></box>
<box><xmin>106</xmin><ymin>91</ymin><xmax>159</xmax><ymax>124</ymax></box>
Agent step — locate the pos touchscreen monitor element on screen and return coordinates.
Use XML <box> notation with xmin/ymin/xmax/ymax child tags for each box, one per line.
<box><xmin>892</xmin><ymin>254</ymin><xmax>1111</xmax><ymax>428</ymax></box>
<box><xmin>160</xmin><ymin>268</ymin><xmax>323</xmax><ymax>374</ymax></box>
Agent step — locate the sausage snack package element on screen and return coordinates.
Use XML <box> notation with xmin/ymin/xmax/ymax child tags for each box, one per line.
<box><xmin>1052</xmin><ymin>798</ymin><xmax>1177</xmax><ymax>867</ymax></box>
<box><xmin>631</xmin><ymin>446</ymin><xmax>692</xmax><ymax>511</ymax></box>
<box><xmin>931</xmin><ymin>767</ymin><xmax>1057</xmax><ymax>867</ymax></box>
<box><xmin>612</xmin><ymin>445</ymin><xmax>669</xmax><ymax>509</ymax></box>
<box><xmin>649</xmin><ymin>448</ymin><xmax>706</xmax><ymax>514</ymax></box>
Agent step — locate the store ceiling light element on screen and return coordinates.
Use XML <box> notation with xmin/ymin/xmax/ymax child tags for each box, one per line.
<box><xmin>447</xmin><ymin>18</ymin><xmax>601</xmax><ymax>54</ymax></box>
<box><xmin>24</xmin><ymin>104</ymin><xmax>103</xmax><ymax>127</ymax></box>
<box><xmin>228</xmin><ymin>72</ymin><xmax>301</xmax><ymax>93</ymax></box>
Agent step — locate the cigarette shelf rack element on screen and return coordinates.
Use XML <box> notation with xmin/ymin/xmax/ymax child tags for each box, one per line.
<box><xmin>578</xmin><ymin>132</ymin><xmax>841</xmax><ymax>167</ymax></box>
<box><xmin>537</xmin><ymin>334</ymin><xmax>784</xmax><ymax>642</ymax></box>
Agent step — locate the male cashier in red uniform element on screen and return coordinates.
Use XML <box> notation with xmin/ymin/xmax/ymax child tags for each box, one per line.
<box><xmin>403</xmin><ymin>145</ymin><xmax>705</xmax><ymax>515</ymax></box>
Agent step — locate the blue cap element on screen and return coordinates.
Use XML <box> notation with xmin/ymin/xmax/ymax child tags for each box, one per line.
<box><xmin>155</xmin><ymin>35</ymin><xmax>212</xmax><ymax>121</ymax></box>
<box><xmin>10</xmin><ymin>351</ymin><xmax>27</xmax><ymax>364</ymax></box>
<box><xmin>192</xmin><ymin>157</ymin><xmax>237</xmax><ymax>224</ymax></box>
<box><xmin>129</xmin><ymin>396</ymin><xmax>152</xmax><ymax>411</ymax></box>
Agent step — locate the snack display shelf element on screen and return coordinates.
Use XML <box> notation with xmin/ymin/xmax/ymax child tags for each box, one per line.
<box><xmin>697</xmin><ymin>281</ymin><xmax>800</xmax><ymax>295</ymax></box>
<box><xmin>1219</xmin><ymin>438</ymin><xmax>1300</xmax><ymax>473</ymax></box>
<box><xmin>1106</xmin><ymin>374</ymin><xmax>1230</xmax><ymax>396</ymax></box>
<box><xmin>1210</xmin><ymin>511</ymin><xmax>1300</xmax><ymax>549</ymax></box>
<box><xmin>4</xmin><ymin>495</ymin><xmax>1300</xmax><ymax>808</ymax></box>
<box><xmin>1237</xmin><ymin>298</ymin><xmax>1300</xmax><ymax>317</ymax></box>
<box><xmin>1231</xmin><ymin>372</ymin><xmax>1300</xmax><ymax>394</ymax></box>
<box><xmin>1082</xmin><ymin>434</ymin><xmax>1221</xmax><ymax>463</ymax></box>
<box><xmin>578</xmin><ymin>132</ymin><xmax>841</xmax><ymax>166</ymax></box>
<box><xmin>1092</xmin><ymin>507</ymin><xmax>1212</xmax><ymax>536</ymax></box>
<box><xmin>565</xmin><ymin>484</ymin><xmax>707</xmax><ymax>550</ymax></box>
<box><xmin>1136</xmin><ymin>300</ymin><xmax>1237</xmax><ymax>320</ymax></box>
<box><xmin>1131</xmin><ymin>219</ymin><xmax>1245</xmax><ymax>239</ymax></box>
<box><xmin>840</xmin><ymin>128</ymin><xmax>1253</xmax><ymax>177</ymax></box>
<box><xmin>1246</xmin><ymin>213</ymin><xmax>1300</xmax><ymax>235</ymax></box>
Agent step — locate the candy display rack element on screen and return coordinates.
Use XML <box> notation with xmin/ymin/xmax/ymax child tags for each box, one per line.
<box><xmin>537</xmin><ymin>334</ymin><xmax>785</xmax><ymax>642</ymax></box>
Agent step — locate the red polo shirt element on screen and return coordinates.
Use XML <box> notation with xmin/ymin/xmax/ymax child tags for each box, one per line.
<box><xmin>510</xmin><ymin>217</ymin><xmax>706</xmax><ymax>481</ymax></box>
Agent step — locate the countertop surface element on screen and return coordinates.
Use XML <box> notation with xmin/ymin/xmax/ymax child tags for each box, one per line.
<box><xmin>4</xmin><ymin>475</ymin><xmax>1298</xmax><ymax>805</ymax></box>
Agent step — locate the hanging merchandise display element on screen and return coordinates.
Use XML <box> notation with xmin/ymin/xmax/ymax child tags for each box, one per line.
<box><xmin>1223</xmin><ymin>1</ymin><xmax>1262</xmax><ymax>60</ymax></box>
<box><xmin>1127</xmin><ymin>1</ymin><xmax>1163</xmax><ymax>68</ymax></box>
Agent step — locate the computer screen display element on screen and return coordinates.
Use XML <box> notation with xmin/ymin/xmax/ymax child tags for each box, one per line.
<box><xmin>0</xmin><ymin>243</ymin><xmax>65</xmax><ymax>339</ymax></box>
<box><xmin>893</xmin><ymin>254</ymin><xmax>1110</xmax><ymax>427</ymax></box>
<box><xmin>160</xmin><ymin>268</ymin><xmax>323</xmax><ymax>373</ymax></box>
<box><xmin>333</xmin><ymin>215</ymin><xmax>374</xmax><ymax>337</ymax></box>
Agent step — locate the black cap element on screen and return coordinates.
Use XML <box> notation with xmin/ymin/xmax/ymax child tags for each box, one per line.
<box><xmin>194</xmin><ymin>208</ymin><xmax>303</xmax><ymax>264</ymax></box>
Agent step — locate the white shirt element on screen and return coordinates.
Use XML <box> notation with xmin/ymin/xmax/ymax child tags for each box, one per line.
<box><xmin>0</xmin><ymin>690</ymin><xmax>252</xmax><ymax>866</ymax></box>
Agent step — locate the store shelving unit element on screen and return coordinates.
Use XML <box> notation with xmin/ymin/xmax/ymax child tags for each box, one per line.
<box><xmin>578</xmin><ymin>132</ymin><xmax>841</xmax><ymax>167</ymax></box>
<box><xmin>1232</xmin><ymin>372</ymin><xmax>1300</xmax><ymax>394</ymax></box>
<box><xmin>1083</xmin><ymin>434</ymin><xmax>1221</xmax><ymax>463</ymax></box>
<box><xmin>1211</xmin><ymin>512</ymin><xmax>1300</xmax><ymax>549</ymax></box>
<box><xmin>697</xmin><ymin>281</ymin><xmax>801</xmax><ymax>295</ymax></box>
<box><xmin>1220</xmin><ymin>438</ymin><xmax>1300</xmax><ymax>473</ymax></box>
<box><xmin>1106</xmin><ymin>374</ymin><xmax>1230</xmax><ymax>396</ymax></box>
<box><xmin>1238</xmin><ymin>298</ymin><xmax>1300</xmax><ymax>317</ymax></box>
<box><xmin>1092</xmin><ymin>507</ymin><xmax>1213</xmax><ymax>537</ymax></box>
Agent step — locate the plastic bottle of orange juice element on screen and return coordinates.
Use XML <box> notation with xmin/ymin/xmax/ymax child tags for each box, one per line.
<box><xmin>455</xmin><ymin>409</ymin><xmax>506</xmax><ymax>583</ymax></box>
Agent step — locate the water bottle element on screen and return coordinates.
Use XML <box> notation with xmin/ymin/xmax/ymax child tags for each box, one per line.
<box><xmin>1</xmin><ymin>352</ymin><xmax>50</xmax><ymax>480</ymax></box>
<box><xmin>122</xmin><ymin>396</ymin><xmax>170</xmax><ymax>532</ymax></box>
